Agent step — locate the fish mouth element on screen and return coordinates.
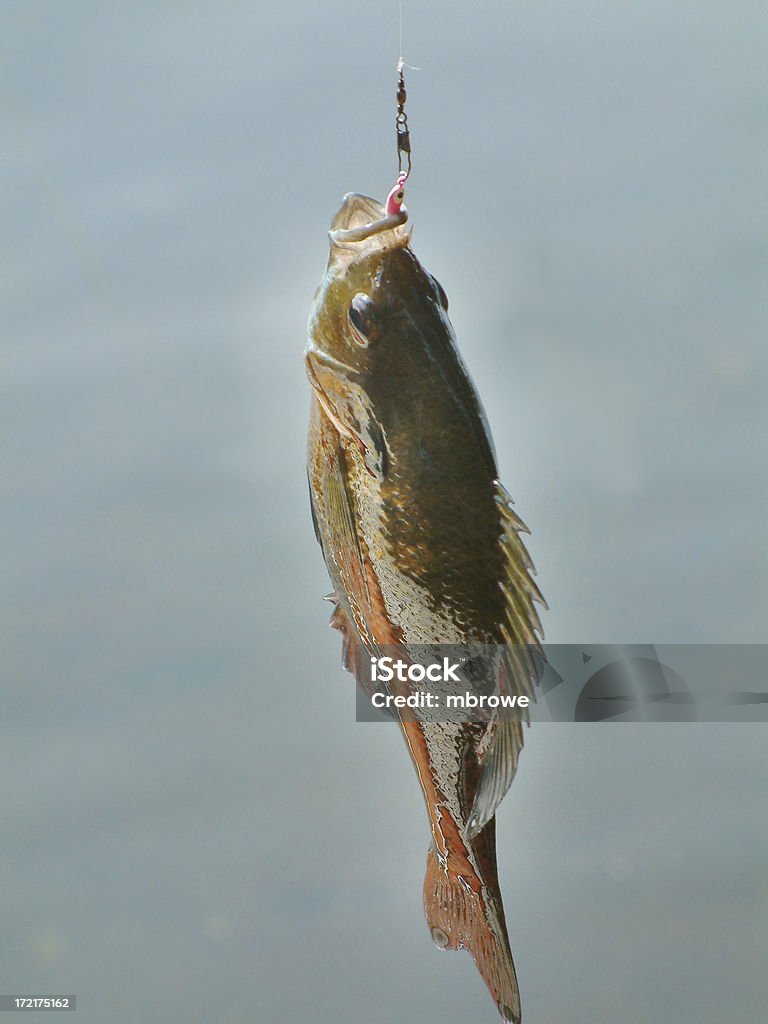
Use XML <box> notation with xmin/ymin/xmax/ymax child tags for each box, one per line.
<box><xmin>328</xmin><ymin>192</ymin><xmax>408</xmax><ymax>245</ymax></box>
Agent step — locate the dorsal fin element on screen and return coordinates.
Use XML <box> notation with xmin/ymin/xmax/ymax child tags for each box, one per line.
<box><xmin>468</xmin><ymin>481</ymin><xmax>547</xmax><ymax>838</ymax></box>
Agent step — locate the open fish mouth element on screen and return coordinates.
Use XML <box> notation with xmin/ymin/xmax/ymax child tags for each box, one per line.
<box><xmin>329</xmin><ymin>192</ymin><xmax>408</xmax><ymax>245</ymax></box>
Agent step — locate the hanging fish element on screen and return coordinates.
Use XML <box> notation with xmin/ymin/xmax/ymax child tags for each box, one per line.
<box><xmin>305</xmin><ymin>180</ymin><xmax>545</xmax><ymax>1023</ymax></box>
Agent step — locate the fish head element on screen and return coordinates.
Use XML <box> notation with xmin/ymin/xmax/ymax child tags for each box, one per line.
<box><xmin>305</xmin><ymin>193</ymin><xmax>451</xmax><ymax>437</ymax></box>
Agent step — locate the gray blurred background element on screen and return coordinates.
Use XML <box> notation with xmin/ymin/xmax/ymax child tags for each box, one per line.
<box><xmin>2</xmin><ymin>2</ymin><xmax>766</xmax><ymax>1021</ymax></box>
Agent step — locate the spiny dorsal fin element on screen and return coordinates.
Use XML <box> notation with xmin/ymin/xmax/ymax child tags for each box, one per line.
<box><xmin>468</xmin><ymin>481</ymin><xmax>547</xmax><ymax>838</ymax></box>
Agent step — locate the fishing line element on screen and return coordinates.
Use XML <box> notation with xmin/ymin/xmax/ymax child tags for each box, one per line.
<box><xmin>397</xmin><ymin>0</ymin><xmax>420</xmax><ymax>69</ymax></box>
<box><xmin>398</xmin><ymin>0</ymin><xmax>403</xmax><ymax>66</ymax></box>
<box><xmin>394</xmin><ymin>0</ymin><xmax>418</xmax><ymax>183</ymax></box>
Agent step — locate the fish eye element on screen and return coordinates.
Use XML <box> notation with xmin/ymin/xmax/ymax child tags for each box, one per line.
<box><xmin>348</xmin><ymin>293</ymin><xmax>377</xmax><ymax>347</ymax></box>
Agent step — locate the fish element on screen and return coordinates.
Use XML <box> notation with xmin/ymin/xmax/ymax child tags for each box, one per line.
<box><xmin>305</xmin><ymin>190</ymin><xmax>545</xmax><ymax>1023</ymax></box>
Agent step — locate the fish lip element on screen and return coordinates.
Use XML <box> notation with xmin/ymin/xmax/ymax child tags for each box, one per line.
<box><xmin>330</xmin><ymin>193</ymin><xmax>385</xmax><ymax>232</ymax></box>
<box><xmin>328</xmin><ymin>192</ymin><xmax>408</xmax><ymax>246</ymax></box>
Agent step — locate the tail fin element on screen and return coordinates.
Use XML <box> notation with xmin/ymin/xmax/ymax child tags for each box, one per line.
<box><xmin>423</xmin><ymin>819</ymin><xmax>520</xmax><ymax>1023</ymax></box>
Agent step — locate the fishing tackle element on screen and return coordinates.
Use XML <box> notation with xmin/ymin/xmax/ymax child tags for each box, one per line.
<box><xmin>328</xmin><ymin>63</ymin><xmax>412</xmax><ymax>244</ymax></box>
<box><xmin>395</xmin><ymin>61</ymin><xmax>411</xmax><ymax>180</ymax></box>
<box><xmin>384</xmin><ymin>64</ymin><xmax>411</xmax><ymax>218</ymax></box>
<box><xmin>385</xmin><ymin>172</ymin><xmax>408</xmax><ymax>217</ymax></box>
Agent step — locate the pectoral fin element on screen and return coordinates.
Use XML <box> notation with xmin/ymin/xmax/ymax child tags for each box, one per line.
<box><xmin>306</xmin><ymin>350</ymin><xmax>390</xmax><ymax>478</ymax></box>
<box><xmin>309</xmin><ymin>399</ymin><xmax>403</xmax><ymax>653</ymax></box>
<box><xmin>317</xmin><ymin>434</ymin><xmax>372</xmax><ymax>627</ymax></box>
<box><xmin>305</xmin><ymin>350</ymin><xmax>366</xmax><ymax>452</ymax></box>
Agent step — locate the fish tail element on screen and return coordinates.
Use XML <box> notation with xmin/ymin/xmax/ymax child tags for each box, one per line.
<box><xmin>423</xmin><ymin>818</ymin><xmax>520</xmax><ymax>1024</ymax></box>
